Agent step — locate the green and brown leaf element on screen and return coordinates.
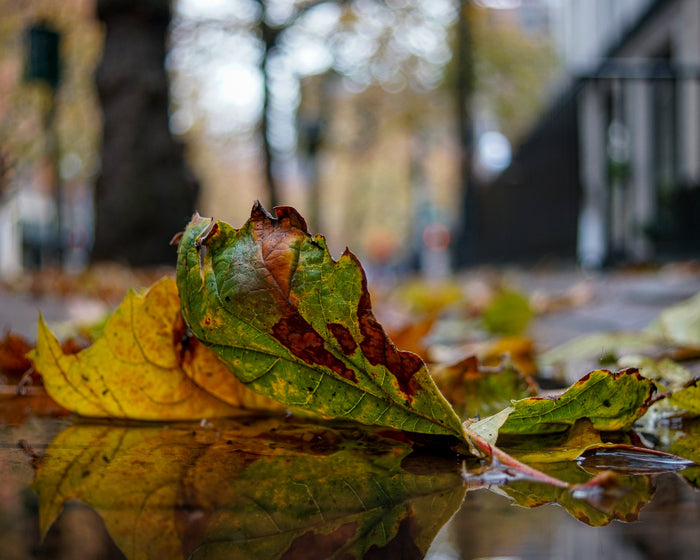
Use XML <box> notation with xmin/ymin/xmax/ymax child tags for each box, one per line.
<box><xmin>175</xmin><ymin>204</ymin><xmax>465</xmax><ymax>441</ymax></box>
<box><xmin>498</xmin><ymin>369</ymin><xmax>656</xmax><ymax>435</ymax></box>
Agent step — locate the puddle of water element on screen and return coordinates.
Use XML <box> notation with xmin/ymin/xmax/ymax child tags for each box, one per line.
<box><xmin>1</xmin><ymin>413</ymin><xmax>699</xmax><ymax>560</ymax></box>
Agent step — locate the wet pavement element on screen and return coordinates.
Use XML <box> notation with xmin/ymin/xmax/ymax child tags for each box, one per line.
<box><xmin>3</xmin><ymin>264</ymin><xmax>700</xmax><ymax>345</ymax></box>
<box><xmin>519</xmin><ymin>265</ymin><xmax>700</xmax><ymax>349</ymax></box>
<box><xmin>1</xmin><ymin>263</ymin><xmax>700</xmax><ymax>559</ymax></box>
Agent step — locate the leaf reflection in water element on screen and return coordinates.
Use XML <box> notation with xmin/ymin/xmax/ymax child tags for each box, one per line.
<box><xmin>32</xmin><ymin>417</ymin><xmax>466</xmax><ymax>560</ymax></box>
<box><xmin>498</xmin><ymin>460</ymin><xmax>655</xmax><ymax>527</ymax></box>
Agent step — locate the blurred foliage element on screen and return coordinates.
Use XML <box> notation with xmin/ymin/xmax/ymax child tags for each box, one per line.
<box><xmin>169</xmin><ymin>0</ymin><xmax>560</xmax><ymax>258</ymax></box>
<box><xmin>481</xmin><ymin>289</ymin><xmax>533</xmax><ymax>335</ymax></box>
<box><xmin>0</xmin><ymin>1</ymin><xmax>560</xmax><ymax>272</ymax></box>
<box><xmin>469</xmin><ymin>6</ymin><xmax>559</xmax><ymax>143</ymax></box>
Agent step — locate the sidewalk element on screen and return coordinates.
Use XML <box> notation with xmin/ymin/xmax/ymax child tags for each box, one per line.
<box><xmin>518</xmin><ymin>264</ymin><xmax>700</xmax><ymax>349</ymax></box>
<box><xmin>2</xmin><ymin>264</ymin><xmax>699</xmax><ymax>347</ymax></box>
<box><xmin>0</xmin><ymin>287</ymin><xmax>108</xmax><ymax>340</ymax></box>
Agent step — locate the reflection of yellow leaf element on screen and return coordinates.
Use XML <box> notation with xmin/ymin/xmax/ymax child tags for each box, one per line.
<box><xmin>29</xmin><ymin>277</ymin><xmax>281</xmax><ymax>420</ymax></box>
<box><xmin>33</xmin><ymin>419</ymin><xmax>466</xmax><ymax>559</ymax></box>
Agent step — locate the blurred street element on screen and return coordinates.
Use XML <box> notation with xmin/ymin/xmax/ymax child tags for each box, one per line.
<box><xmin>3</xmin><ymin>263</ymin><xmax>699</xmax><ymax>350</ymax></box>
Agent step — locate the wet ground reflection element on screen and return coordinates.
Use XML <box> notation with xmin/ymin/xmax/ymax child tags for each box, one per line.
<box><xmin>1</xmin><ymin>414</ymin><xmax>699</xmax><ymax>559</ymax></box>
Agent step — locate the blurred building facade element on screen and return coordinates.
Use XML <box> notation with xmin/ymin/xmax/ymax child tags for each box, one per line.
<box><xmin>457</xmin><ymin>0</ymin><xmax>700</xmax><ymax>266</ymax></box>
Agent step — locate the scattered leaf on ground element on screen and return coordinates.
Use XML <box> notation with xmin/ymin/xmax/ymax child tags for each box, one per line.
<box><xmin>481</xmin><ymin>289</ymin><xmax>533</xmax><ymax>336</ymax></box>
<box><xmin>539</xmin><ymin>331</ymin><xmax>667</xmax><ymax>381</ymax></box>
<box><xmin>28</xmin><ymin>277</ymin><xmax>282</xmax><ymax>420</ymax></box>
<box><xmin>32</xmin><ymin>419</ymin><xmax>466</xmax><ymax>559</ymax></box>
<box><xmin>662</xmin><ymin>418</ymin><xmax>700</xmax><ymax>487</ymax></box>
<box><xmin>479</xmin><ymin>335</ymin><xmax>537</xmax><ymax>376</ymax></box>
<box><xmin>389</xmin><ymin>278</ymin><xmax>465</xmax><ymax>316</ymax></box>
<box><xmin>431</xmin><ymin>355</ymin><xmax>536</xmax><ymax>420</ymax></box>
<box><xmin>540</xmin><ymin>291</ymin><xmax>700</xmax><ymax>382</ymax></box>
<box><xmin>0</xmin><ymin>332</ymin><xmax>33</xmax><ymax>381</ymax></box>
<box><xmin>176</xmin><ymin>204</ymin><xmax>466</xmax><ymax>442</ymax></box>
<box><xmin>497</xmin><ymin>369</ymin><xmax>656</xmax><ymax>435</ymax></box>
<box><xmin>646</xmin><ymin>292</ymin><xmax>700</xmax><ymax>350</ymax></box>
<box><xmin>619</xmin><ymin>355</ymin><xmax>700</xmax><ymax>417</ymax></box>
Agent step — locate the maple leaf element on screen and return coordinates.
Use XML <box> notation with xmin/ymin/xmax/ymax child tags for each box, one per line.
<box><xmin>175</xmin><ymin>203</ymin><xmax>466</xmax><ymax>441</ymax></box>
<box><xmin>28</xmin><ymin>277</ymin><xmax>281</xmax><ymax>420</ymax></box>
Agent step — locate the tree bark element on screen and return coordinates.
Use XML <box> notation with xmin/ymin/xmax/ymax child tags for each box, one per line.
<box><xmin>91</xmin><ymin>0</ymin><xmax>198</xmax><ymax>266</ymax></box>
<box><xmin>259</xmin><ymin>18</ymin><xmax>281</xmax><ymax>209</ymax></box>
<box><xmin>453</xmin><ymin>0</ymin><xmax>477</xmax><ymax>266</ymax></box>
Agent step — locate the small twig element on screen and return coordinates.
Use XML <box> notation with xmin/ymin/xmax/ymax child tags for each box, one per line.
<box><xmin>464</xmin><ymin>425</ymin><xmax>570</xmax><ymax>489</ymax></box>
<box><xmin>18</xmin><ymin>439</ymin><xmax>42</xmax><ymax>469</ymax></box>
<box><xmin>17</xmin><ymin>368</ymin><xmax>35</xmax><ymax>396</ymax></box>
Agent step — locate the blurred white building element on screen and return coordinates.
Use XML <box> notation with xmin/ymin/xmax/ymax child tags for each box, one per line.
<box><xmin>456</xmin><ymin>0</ymin><xmax>700</xmax><ymax>266</ymax></box>
<box><xmin>569</xmin><ymin>0</ymin><xmax>700</xmax><ymax>265</ymax></box>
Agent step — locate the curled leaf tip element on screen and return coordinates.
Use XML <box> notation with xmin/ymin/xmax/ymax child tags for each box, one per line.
<box><xmin>194</xmin><ymin>218</ymin><xmax>217</xmax><ymax>249</ymax></box>
<box><xmin>273</xmin><ymin>205</ymin><xmax>309</xmax><ymax>233</ymax></box>
<box><xmin>169</xmin><ymin>231</ymin><xmax>184</xmax><ymax>246</ymax></box>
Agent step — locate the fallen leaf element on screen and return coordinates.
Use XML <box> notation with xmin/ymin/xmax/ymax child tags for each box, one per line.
<box><xmin>479</xmin><ymin>335</ymin><xmax>537</xmax><ymax>376</ymax></box>
<box><xmin>0</xmin><ymin>332</ymin><xmax>33</xmax><ymax>381</ymax></box>
<box><xmin>28</xmin><ymin>277</ymin><xmax>281</xmax><ymax>420</ymax></box>
<box><xmin>32</xmin><ymin>418</ymin><xmax>466</xmax><ymax>559</ymax></box>
<box><xmin>431</xmin><ymin>355</ymin><xmax>536</xmax><ymax>420</ymax></box>
<box><xmin>618</xmin><ymin>355</ymin><xmax>700</xmax><ymax>417</ymax></box>
<box><xmin>175</xmin><ymin>204</ymin><xmax>466</xmax><ymax>441</ymax></box>
<box><xmin>481</xmin><ymin>289</ymin><xmax>533</xmax><ymax>336</ymax></box>
<box><xmin>646</xmin><ymin>291</ymin><xmax>700</xmax><ymax>350</ymax></box>
<box><xmin>497</xmin><ymin>369</ymin><xmax>656</xmax><ymax>435</ymax></box>
<box><xmin>666</xmin><ymin>419</ymin><xmax>700</xmax><ymax>487</ymax></box>
<box><xmin>538</xmin><ymin>331</ymin><xmax>668</xmax><ymax>382</ymax></box>
<box><xmin>539</xmin><ymin>291</ymin><xmax>700</xmax><ymax>382</ymax></box>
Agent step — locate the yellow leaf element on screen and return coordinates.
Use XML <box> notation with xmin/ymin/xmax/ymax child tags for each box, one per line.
<box><xmin>29</xmin><ymin>277</ymin><xmax>281</xmax><ymax>420</ymax></box>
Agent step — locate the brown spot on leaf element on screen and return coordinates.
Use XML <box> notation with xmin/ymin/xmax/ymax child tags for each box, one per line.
<box><xmin>281</xmin><ymin>521</ymin><xmax>359</xmax><ymax>560</ymax></box>
<box><xmin>272</xmin><ymin>313</ymin><xmax>358</xmax><ymax>383</ymax></box>
<box><xmin>353</xmin><ymin>259</ymin><xmax>422</xmax><ymax>399</ymax></box>
<box><xmin>328</xmin><ymin>323</ymin><xmax>357</xmax><ymax>355</ymax></box>
<box><xmin>365</xmin><ymin>516</ymin><xmax>422</xmax><ymax>560</ymax></box>
<box><xmin>250</xmin><ymin>202</ymin><xmax>308</xmax><ymax>299</ymax></box>
<box><xmin>274</xmin><ymin>205</ymin><xmax>309</xmax><ymax>233</ymax></box>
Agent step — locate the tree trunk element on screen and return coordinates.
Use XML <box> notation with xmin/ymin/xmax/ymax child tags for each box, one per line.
<box><xmin>91</xmin><ymin>0</ymin><xmax>198</xmax><ymax>266</ymax></box>
<box><xmin>259</xmin><ymin>16</ymin><xmax>281</xmax><ymax>209</ymax></box>
<box><xmin>453</xmin><ymin>0</ymin><xmax>477</xmax><ymax>266</ymax></box>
